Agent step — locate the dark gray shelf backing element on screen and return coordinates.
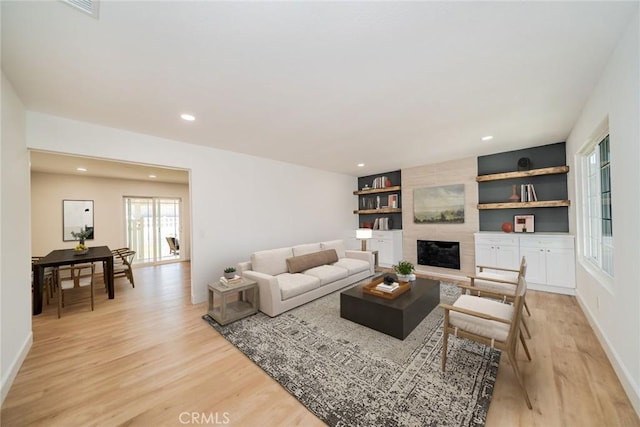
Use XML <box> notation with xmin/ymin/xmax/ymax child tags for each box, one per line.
<box><xmin>479</xmin><ymin>208</ymin><xmax>569</xmax><ymax>232</ymax></box>
<box><xmin>357</xmin><ymin>170</ymin><xmax>402</xmax><ymax>230</ymax></box>
<box><xmin>477</xmin><ymin>142</ymin><xmax>569</xmax><ymax>232</ymax></box>
<box><xmin>357</xmin><ymin>213</ymin><xmax>403</xmax><ymax>230</ymax></box>
<box><xmin>357</xmin><ymin>170</ymin><xmax>402</xmax><ymax>190</ymax></box>
<box><xmin>478</xmin><ymin>175</ymin><xmax>568</xmax><ymax>204</ymax></box>
<box><xmin>477</xmin><ymin>142</ymin><xmax>566</xmax><ymax>175</ymax></box>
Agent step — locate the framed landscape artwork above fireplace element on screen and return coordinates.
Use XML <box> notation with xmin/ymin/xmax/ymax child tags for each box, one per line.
<box><xmin>413</xmin><ymin>184</ymin><xmax>465</xmax><ymax>224</ymax></box>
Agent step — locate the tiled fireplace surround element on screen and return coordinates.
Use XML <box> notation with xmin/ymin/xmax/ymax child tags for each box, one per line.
<box><xmin>401</xmin><ymin>157</ymin><xmax>478</xmax><ymax>278</ymax></box>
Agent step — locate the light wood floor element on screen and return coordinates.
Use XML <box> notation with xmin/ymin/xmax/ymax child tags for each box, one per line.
<box><xmin>2</xmin><ymin>263</ymin><xmax>638</xmax><ymax>426</ymax></box>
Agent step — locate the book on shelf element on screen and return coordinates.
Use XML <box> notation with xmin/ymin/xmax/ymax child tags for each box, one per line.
<box><xmin>376</xmin><ymin>282</ymin><xmax>400</xmax><ymax>293</ymax></box>
<box><xmin>520</xmin><ymin>184</ymin><xmax>538</xmax><ymax>202</ymax></box>
<box><xmin>219</xmin><ymin>275</ymin><xmax>242</xmax><ymax>286</ymax></box>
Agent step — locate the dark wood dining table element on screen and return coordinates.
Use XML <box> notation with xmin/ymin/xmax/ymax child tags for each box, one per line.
<box><xmin>32</xmin><ymin>245</ymin><xmax>114</xmax><ymax>315</ymax></box>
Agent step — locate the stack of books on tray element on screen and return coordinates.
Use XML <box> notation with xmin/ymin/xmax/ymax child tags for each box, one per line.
<box><xmin>220</xmin><ymin>275</ymin><xmax>243</xmax><ymax>287</ymax></box>
<box><xmin>376</xmin><ymin>282</ymin><xmax>400</xmax><ymax>293</ymax></box>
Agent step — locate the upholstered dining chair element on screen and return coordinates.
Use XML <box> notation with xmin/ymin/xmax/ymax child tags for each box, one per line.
<box><xmin>112</xmin><ymin>248</ymin><xmax>136</xmax><ymax>288</ymax></box>
<box><xmin>57</xmin><ymin>263</ymin><xmax>95</xmax><ymax>318</ymax></box>
<box><xmin>458</xmin><ymin>256</ymin><xmax>532</xmax><ymax>338</ymax></box>
<box><xmin>440</xmin><ymin>276</ymin><xmax>533</xmax><ymax>409</ymax></box>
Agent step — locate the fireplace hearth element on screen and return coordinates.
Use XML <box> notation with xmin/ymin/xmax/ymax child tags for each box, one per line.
<box><xmin>417</xmin><ymin>240</ymin><xmax>460</xmax><ymax>270</ymax></box>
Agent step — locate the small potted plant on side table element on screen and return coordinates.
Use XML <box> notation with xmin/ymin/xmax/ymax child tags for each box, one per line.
<box><xmin>223</xmin><ymin>267</ymin><xmax>237</xmax><ymax>279</ymax></box>
<box><xmin>393</xmin><ymin>260</ymin><xmax>416</xmax><ymax>282</ymax></box>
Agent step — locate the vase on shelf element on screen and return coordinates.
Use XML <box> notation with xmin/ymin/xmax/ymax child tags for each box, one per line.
<box><xmin>508</xmin><ymin>184</ymin><xmax>520</xmax><ymax>202</ymax></box>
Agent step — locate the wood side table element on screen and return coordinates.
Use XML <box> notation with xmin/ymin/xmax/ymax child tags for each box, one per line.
<box><xmin>370</xmin><ymin>250</ymin><xmax>379</xmax><ymax>268</ymax></box>
<box><xmin>207</xmin><ymin>277</ymin><xmax>259</xmax><ymax>325</ymax></box>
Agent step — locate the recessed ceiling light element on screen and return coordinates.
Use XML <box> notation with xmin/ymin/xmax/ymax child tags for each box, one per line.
<box><xmin>481</xmin><ymin>135</ymin><xmax>494</xmax><ymax>141</ymax></box>
<box><xmin>180</xmin><ymin>113</ymin><xmax>196</xmax><ymax>121</ymax></box>
<box><xmin>149</xmin><ymin>174</ymin><xmax>157</xmax><ymax>178</ymax></box>
<box><xmin>77</xmin><ymin>167</ymin><xmax>87</xmax><ymax>172</ymax></box>
<box><xmin>357</xmin><ymin>163</ymin><xmax>365</xmax><ymax>167</ymax></box>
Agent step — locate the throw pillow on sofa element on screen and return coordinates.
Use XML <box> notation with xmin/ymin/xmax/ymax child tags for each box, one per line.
<box><xmin>286</xmin><ymin>249</ymin><xmax>339</xmax><ymax>274</ymax></box>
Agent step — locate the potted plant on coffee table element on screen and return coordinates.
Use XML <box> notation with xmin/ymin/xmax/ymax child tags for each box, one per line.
<box><xmin>393</xmin><ymin>260</ymin><xmax>416</xmax><ymax>282</ymax></box>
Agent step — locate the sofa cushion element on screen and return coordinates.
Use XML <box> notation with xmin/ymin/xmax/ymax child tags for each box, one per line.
<box><xmin>286</xmin><ymin>249</ymin><xmax>339</xmax><ymax>274</ymax></box>
<box><xmin>292</xmin><ymin>243</ymin><xmax>322</xmax><ymax>256</ymax></box>
<box><xmin>449</xmin><ymin>295</ymin><xmax>514</xmax><ymax>342</ymax></box>
<box><xmin>332</xmin><ymin>258</ymin><xmax>370</xmax><ymax>275</ymax></box>
<box><xmin>278</xmin><ymin>273</ymin><xmax>321</xmax><ymax>300</ymax></box>
<box><xmin>251</xmin><ymin>247</ymin><xmax>293</xmax><ymax>276</ymax></box>
<box><xmin>320</xmin><ymin>240</ymin><xmax>346</xmax><ymax>258</ymax></box>
<box><xmin>303</xmin><ymin>265</ymin><xmax>348</xmax><ymax>286</ymax></box>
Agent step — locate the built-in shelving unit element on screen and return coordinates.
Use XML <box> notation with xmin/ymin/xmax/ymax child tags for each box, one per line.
<box><xmin>355</xmin><ymin>170</ymin><xmax>402</xmax><ymax>229</ymax></box>
<box><xmin>475</xmin><ymin>166</ymin><xmax>569</xmax><ymax>182</ymax></box>
<box><xmin>477</xmin><ymin>142</ymin><xmax>570</xmax><ymax>232</ymax></box>
<box><xmin>353</xmin><ymin>207</ymin><xmax>402</xmax><ymax>214</ymax></box>
<box><xmin>353</xmin><ymin>185</ymin><xmax>401</xmax><ymax>195</ymax></box>
<box><xmin>476</xmin><ymin>165</ymin><xmax>570</xmax><ymax>210</ymax></box>
<box><xmin>477</xmin><ymin>200</ymin><xmax>570</xmax><ymax>210</ymax></box>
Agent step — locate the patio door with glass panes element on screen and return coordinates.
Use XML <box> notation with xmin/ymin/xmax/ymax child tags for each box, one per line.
<box><xmin>124</xmin><ymin>197</ymin><xmax>182</xmax><ymax>264</ymax></box>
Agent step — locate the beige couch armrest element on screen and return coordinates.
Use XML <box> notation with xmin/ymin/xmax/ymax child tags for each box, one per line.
<box><xmin>237</xmin><ymin>261</ymin><xmax>252</xmax><ymax>273</ymax></box>
<box><xmin>345</xmin><ymin>250</ymin><xmax>375</xmax><ymax>275</ymax></box>
<box><xmin>241</xmin><ymin>270</ymin><xmax>280</xmax><ymax>317</ymax></box>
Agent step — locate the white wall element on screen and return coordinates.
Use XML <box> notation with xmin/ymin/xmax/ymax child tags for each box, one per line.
<box><xmin>25</xmin><ymin>112</ymin><xmax>359</xmax><ymax>305</ymax></box>
<box><xmin>566</xmin><ymin>12</ymin><xmax>639</xmax><ymax>414</ymax></box>
<box><xmin>31</xmin><ymin>172</ymin><xmax>191</xmax><ymax>260</ymax></box>
<box><xmin>1</xmin><ymin>74</ymin><xmax>33</xmax><ymax>403</ymax></box>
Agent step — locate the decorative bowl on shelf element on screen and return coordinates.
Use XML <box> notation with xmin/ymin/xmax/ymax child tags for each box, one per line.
<box><xmin>74</xmin><ymin>249</ymin><xmax>89</xmax><ymax>255</ymax></box>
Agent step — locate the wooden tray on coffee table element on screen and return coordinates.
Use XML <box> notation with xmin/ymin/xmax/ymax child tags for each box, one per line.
<box><xmin>362</xmin><ymin>276</ymin><xmax>411</xmax><ymax>300</ymax></box>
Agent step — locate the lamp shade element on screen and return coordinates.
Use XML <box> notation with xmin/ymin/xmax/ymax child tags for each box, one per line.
<box><xmin>356</xmin><ymin>228</ymin><xmax>373</xmax><ymax>240</ymax></box>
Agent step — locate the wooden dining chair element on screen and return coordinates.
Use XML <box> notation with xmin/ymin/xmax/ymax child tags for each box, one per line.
<box><xmin>57</xmin><ymin>263</ymin><xmax>95</xmax><ymax>318</ymax></box>
<box><xmin>440</xmin><ymin>276</ymin><xmax>532</xmax><ymax>409</ymax></box>
<box><xmin>112</xmin><ymin>248</ymin><xmax>136</xmax><ymax>288</ymax></box>
<box><xmin>32</xmin><ymin>256</ymin><xmax>56</xmax><ymax>305</ymax></box>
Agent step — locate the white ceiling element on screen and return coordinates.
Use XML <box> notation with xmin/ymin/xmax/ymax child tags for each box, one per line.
<box><xmin>2</xmin><ymin>1</ymin><xmax>637</xmax><ymax>176</ymax></box>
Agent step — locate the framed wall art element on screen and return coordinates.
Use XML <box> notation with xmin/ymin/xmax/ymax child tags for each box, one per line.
<box><xmin>413</xmin><ymin>184</ymin><xmax>465</xmax><ymax>224</ymax></box>
<box><xmin>514</xmin><ymin>215</ymin><xmax>534</xmax><ymax>233</ymax></box>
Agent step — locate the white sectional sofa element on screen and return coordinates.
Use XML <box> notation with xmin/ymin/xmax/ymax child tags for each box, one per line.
<box><xmin>237</xmin><ymin>239</ymin><xmax>374</xmax><ymax>317</ymax></box>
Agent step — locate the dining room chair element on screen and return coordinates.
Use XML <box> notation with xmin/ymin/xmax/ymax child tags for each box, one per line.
<box><xmin>112</xmin><ymin>248</ymin><xmax>136</xmax><ymax>288</ymax></box>
<box><xmin>32</xmin><ymin>256</ymin><xmax>56</xmax><ymax>305</ymax></box>
<box><xmin>459</xmin><ymin>256</ymin><xmax>532</xmax><ymax>338</ymax></box>
<box><xmin>57</xmin><ymin>263</ymin><xmax>95</xmax><ymax>318</ymax></box>
<box><xmin>440</xmin><ymin>275</ymin><xmax>532</xmax><ymax>409</ymax></box>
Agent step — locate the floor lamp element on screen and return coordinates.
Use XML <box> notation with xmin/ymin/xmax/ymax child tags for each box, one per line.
<box><xmin>356</xmin><ymin>228</ymin><xmax>373</xmax><ymax>251</ymax></box>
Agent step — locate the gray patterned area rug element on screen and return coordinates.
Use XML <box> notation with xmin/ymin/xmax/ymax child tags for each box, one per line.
<box><xmin>202</xmin><ymin>281</ymin><xmax>500</xmax><ymax>426</ymax></box>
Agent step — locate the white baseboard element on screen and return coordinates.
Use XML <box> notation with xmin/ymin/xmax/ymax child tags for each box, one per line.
<box><xmin>575</xmin><ymin>290</ymin><xmax>640</xmax><ymax>419</ymax></box>
<box><xmin>1</xmin><ymin>331</ymin><xmax>33</xmax><ymax>405</ymax></box>
<box><xmin>528</xmin><ymin>282</ymin><xmax>576</xmax><ymax>295</ymax></box>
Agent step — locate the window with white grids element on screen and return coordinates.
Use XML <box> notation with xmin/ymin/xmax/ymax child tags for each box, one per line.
<box><xmin>581</xmin><ymin>133</ymin><xmax>613</xmax><ymax>277</ymax></box>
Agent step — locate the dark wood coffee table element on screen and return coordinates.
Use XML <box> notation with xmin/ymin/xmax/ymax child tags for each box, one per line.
<box><xmin>340</xmin><ymin>276</ymin><xmax>440</xmax><ymax>340</ymax></box>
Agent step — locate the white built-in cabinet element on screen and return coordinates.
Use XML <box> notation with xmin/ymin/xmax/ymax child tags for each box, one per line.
<box><xmin>369</xmin><ymin>230</ymin><xmax>403</xmax><ymax>268</ymax></box>
<box><xmin>474</xmin><ymin>233</ymin><xmax>576</xmax><ymax>295</ymax></box>
<box><xmin>474</xmin><ymin>234</ymin><xmax>520</xmax><ymax>271</ymax></box>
